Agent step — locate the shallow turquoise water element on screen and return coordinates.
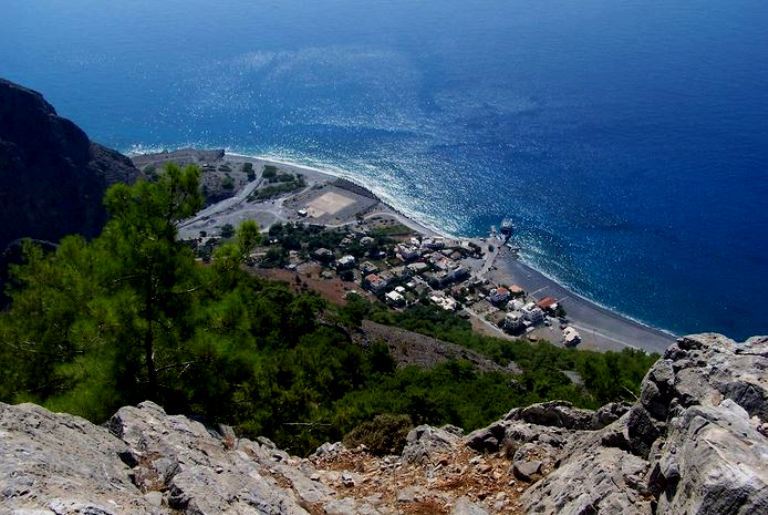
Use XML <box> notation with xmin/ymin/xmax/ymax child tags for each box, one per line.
<box><xmin>2</xmin><ymin>0</ymin><xmax>767</xmax><ymax>339</ymax></box>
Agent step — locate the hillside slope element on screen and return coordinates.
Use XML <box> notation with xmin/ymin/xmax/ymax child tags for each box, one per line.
<box><xmin>0</xmin><ymin>78</ymin><xmax>139</xmax><ymax>250</ymax></box>
<box><xmin>1</xmin><ymin>333</ymin><xmax>765</xmax><ymax>514</ymax></box>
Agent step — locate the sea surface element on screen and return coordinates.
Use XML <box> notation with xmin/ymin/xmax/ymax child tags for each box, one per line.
<box><xmin>2</xmin><ymin>0</ymin><xmax>767</xmax><ymax>339</ymax></box>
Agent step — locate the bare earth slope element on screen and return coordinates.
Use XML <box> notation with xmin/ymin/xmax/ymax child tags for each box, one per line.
<box><xmin>1</xmin><ymin>333</ymin><xmax>765</xmax><ymax>514</ymax></box>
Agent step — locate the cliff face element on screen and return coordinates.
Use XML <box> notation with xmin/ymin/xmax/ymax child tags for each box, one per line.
<box><xmin>1</xmin><ymin>333</ymin><xmax>765</xmax><ymax>515</ymax></box>
<box><xmin>0</xmin><ymin>78</ymin><xmax>139</xmax><ymax>251</ymax></box>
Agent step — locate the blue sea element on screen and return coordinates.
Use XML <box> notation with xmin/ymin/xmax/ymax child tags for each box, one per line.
<box><xmin>2</xmin><ymin>0</ymin><xmax>767</xmax><ymax>340</ymax></box>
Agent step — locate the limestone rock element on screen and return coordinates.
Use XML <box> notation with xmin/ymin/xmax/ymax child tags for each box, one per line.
<box><xmin>2</xmin><ymin>332</ymin><xmax>766</xmax><ymax>514</ymax></box>
<box><xmin>650</xmin><ymin>399</ymin><xmax>768</xmax><ymax>514</ymax></box>
<box><xmin>519</xmin><ymin>332</ymin><xmax>768</xmax><ymax>515</ymax></box>
<box><xmin>401</xmin><ymin>424</ymin><xmax>462</xmax><ymax>464</ymax></box>
<box><xmin>451</xmin><ymin>496</ymin><xmax>490</xmax><ymax>515</ymax></box>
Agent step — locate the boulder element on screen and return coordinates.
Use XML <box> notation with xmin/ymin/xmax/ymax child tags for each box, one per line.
<box><xmin>511</xmin><ymin>460</ymin><xmax>542</xmax><ymax>482</ymax></box>
<box><xmin>451</xmin><ymin>496</ymin><xmax>489</xmax><ymax>515</ymax></box>
<box><xmin>650</xmin><ymin>400</ymin><xmax>768</xmax><ymax>514</ymax></box>
<box><xmin>401</xmin><ymin>425</ymin><xmax>462</xmax><ymax>464</ymax></box>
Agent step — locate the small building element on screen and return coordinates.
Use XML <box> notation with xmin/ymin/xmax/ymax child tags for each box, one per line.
<box><xmin>336</xmin><ymin>255</ymin><xmax>356</xmax><ymax>270</ymax></box>
<box><xmin>522</xmin><ymin>304</ymin><xmax>545</xmax><ymax>324</ymax></box>
<box><xmin>537</xmin><ymin>296</ymin><xmax>559</xmax><ymax>312</ymax></box>
<box><xmin>563</xmin><ymin>326</ymin><xmax>582</xmax><ymax>347</ymax></box>
<box><xmin>312</xmin><ymin>248</ymin><xmax>334</xmax><ymax>263</ymax></box>
<box><xmin>448</xmin><ymin>266</ymin><xmax>470</xmax><ymax>283</ymax></box>
<box><xmin>508</xmin><ymin>284</ymin><xmax>525</xmax><ymax>297</ymax></box>
<box><xmin>407</xmin><ymin>262</ymin><xmax>429</xmax><ymax>274</ymax></box>
<box><xmin>364</xmin><ymin>273</ymin><xmax>388</xmax><ymax>294</ymax></box>
<box><xmin>488</xmin><ymin>287</ymin><xmax>511</xmax><ymax>305</ymax></box>
<box><xmin>360</xmin><ymin>261</ymin><xmax>379</xmax><ymax>275</ymax></box>
<box><xmin>396</xmin><ymin>244</ymin><xmax>420</xmax><ymax>262</ymax></box>
<box><xmin>385</xmin><ymin>290</ymin><xmax>406</xmax><ymax>307</ymax></box>
<box><xmin>431</xmin><ymin>256</ymin><xmax>455</xmax><ymax>271</ymax></box>
<box><xmin>430</xmin><ymin>295</ymin><xmax>457</xmax><ymax>311</ymax></box>
<box><xmin>390</xmin><ymin>266</ymin><xmax>411</xmax><ymax>279</ymax></box>
<box><xmin>360</xmin><ymin>236</ymin><xmax>375</xmax><ymax>247</ymax></box>
<box><xmin>297</xmin><ymin>208</ymin><xmax>308</xmax><ymax>217</ymax></box>
<box><xmin>504</xmin><ymin>310</ymin><xmax>526</xmax><ymax>333</ymax></box>
<box><xmin>426</xmin><ymin>271</ymin><xmax>451</xmax><ymax>289</ymax></box>
<box><xmin>421</xmin><ymin>237</ymin><xmax>446</xmax><ymax>250</ymax></box>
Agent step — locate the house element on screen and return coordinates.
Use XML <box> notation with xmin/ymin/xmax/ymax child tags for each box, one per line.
<box><xmin>297</xmin><ymin>208</ymin><xmax>308</xmax><ymax>217</ymax></box>
<box><xmin>396</xmin><ymin>244</ymin><xmax>420</xmax><ymax>262</ymax></box>
<box><xmin>504</xmin><ymin>311</ymin><xmax>526</xmax><ymax>333</ymax></box>
<box><xmin>430</xmin><ymin>294</ymin><xmax>457</xmax><ymax>311</ymax></box>
<box><xmin>364</xmin><ymin>273</ymin><xmax>388</xmax><ymax>294</ymax></box>
<box><xmin>426</xmin><ymin>271</ymin><xmax>451</xmax><ymax>289</ymax></box>
<box><xmin>312</xmin><ymin>248</ymin><xmax>334</xmax><ymax>262</ymax></box>
<box><xmin>536</xmin><ymin>296</ymin><xmax>558</xmax><ymax>312</ymax></box>
<box><xmin>385</xmin><ymin>290</ymin><xmax>406</xmax><ymax>307</ymax></box>
<box><xmin>522</xmin><ymin>303</ymin><xmax>545</xmax><ymax>324</ymax></box>
<box><xmin>563</xmin><ymin>326</ymin><xmax>582</xmax><ymax>347</ymax></box>
<box><xmin>508</xmin><ymin>284</ymin><xmax>525</xmax><ymax>297</ymax></box>
<box><xmin>488</xmin><ymin>287</ymin><xmax>511</xmax><ymax>305</ymax></box>
<box><xmin>421</xmin><ymin>238</ymin><xmax>445</xmax><ymax>250</ymax></box>
<box><xmin>390</xmin><ymin>266</ymin><xmax>411</xmax><ymax>279</ymax></box>
<box><xmin>360</xmin><ymin>261</ymin><xmax>379</xmax><ymax>275</ymax></box>
<box><xmin>431</xmin><ymin>256</ymin><xmax>455</xmax><ymax>271</ymax></box>
<box><xmin>336</xmin><ymin>255</ymin><xmax>356</xmax><ymax>270</ymax></box>
<box><xmin>360</xmin><ymin>236</ymin><xmax>375</xmax><ymax>246</ymax></box>
<box><xmin>448</xmin><ymin>266</ymin><xmax>470</xmax><ymax>283</ymax></box>
<box><xmin>407</xmin><ymin>262</ymin><xmax>429</xmax><ymax>274</ymax></box>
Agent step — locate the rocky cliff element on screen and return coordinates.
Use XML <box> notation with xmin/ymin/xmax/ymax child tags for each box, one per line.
<box><xmin>1</xmin><ymin>333</ymin><xmax>766</xmax><ymax>514</ymax></box>
<box><xmin>0</xmin><ymin>78</ymin><xmax>139</xmax><ymax>251</ymax></box>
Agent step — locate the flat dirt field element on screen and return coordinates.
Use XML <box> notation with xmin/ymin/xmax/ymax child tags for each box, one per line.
<box><xmin>305</xmin><ymin>191</ymin><xmax>357</xmax><ymax>217</ymax></box>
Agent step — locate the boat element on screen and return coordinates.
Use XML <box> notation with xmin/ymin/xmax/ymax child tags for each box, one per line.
<box><xmin>500</xmin><ymin>218</ymin><xmax>514</xmax><ymax>236</ymax></box>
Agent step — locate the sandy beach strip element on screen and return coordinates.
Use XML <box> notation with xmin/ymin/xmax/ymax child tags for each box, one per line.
<box><xmin>488</xmin><ymin>247</ymin><xmax>675</xmax><ymax>354</ymax></box>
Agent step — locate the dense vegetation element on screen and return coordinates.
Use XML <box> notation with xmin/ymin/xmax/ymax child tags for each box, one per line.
<box><xmin>0</xmin><ymin>164</ymin><xmax>658</xmax><ymax>455</ymax></box>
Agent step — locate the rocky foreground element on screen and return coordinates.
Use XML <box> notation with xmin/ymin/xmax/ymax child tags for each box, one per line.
<box><xmin>1</xmin><ymin>333</ymin><xmax>766</xmax><ymax>514</ymax></box>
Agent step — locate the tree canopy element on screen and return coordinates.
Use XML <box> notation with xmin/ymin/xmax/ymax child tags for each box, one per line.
<box><xmin>0</xmin><ymin>164</ymin><xmax>659</xmax><ymax>454</ymax></box>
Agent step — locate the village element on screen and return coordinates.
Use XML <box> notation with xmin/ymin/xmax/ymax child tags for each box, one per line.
<box><xmin>194</xmin><ymin>216</ymin><xmax>581</xmax><ymax>348</ymax></box>
<box><xmin>169</xmin><ymin>154</ymin><xmax>584</xmax><ymax>348</ymax></box>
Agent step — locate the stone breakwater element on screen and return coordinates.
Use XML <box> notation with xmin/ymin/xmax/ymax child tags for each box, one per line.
<box><xmin>1</xmin><ymin>333</ymin><xmax>766</xmax><ymax>514</ymax></box>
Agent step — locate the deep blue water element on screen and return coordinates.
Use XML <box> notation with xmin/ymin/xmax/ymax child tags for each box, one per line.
<box><xmin>2</xmin><ymin>0</ymin><xmax>767</xmax><ymax>339</ymax></box>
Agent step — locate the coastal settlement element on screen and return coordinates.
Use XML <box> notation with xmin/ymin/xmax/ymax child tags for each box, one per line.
<box><xmin>134</xmin><ymin>149</ymin><xmax>665</xmax><ymax>353</ymax></box>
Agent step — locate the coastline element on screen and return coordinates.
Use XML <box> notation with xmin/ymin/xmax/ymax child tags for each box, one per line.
<box><xmin>133</xmin><ymin>148</ymin><xmax>676</xmax><ymax>354</ymax></box>
<box><xmin>232</xmin><ymin>152</ymin><xmax>676</xmax><ymax>353</ymax></box>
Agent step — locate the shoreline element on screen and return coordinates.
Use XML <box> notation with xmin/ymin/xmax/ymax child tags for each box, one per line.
<box><xmin>225</xmin><ymin>152</ymin><xmax>451</xmax><ymax>239</ymax></box>
<box><xmin>132</xmin><ymin>148</ymin><xmax>677</xmax><ymax>354</ymax></box>
<box><xmin>230</xmin><ymin>152</ymin><xmax>676</xmax><ymax>349</ymax></box>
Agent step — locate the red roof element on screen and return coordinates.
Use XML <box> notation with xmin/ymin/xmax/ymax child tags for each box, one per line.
<box><xmin>537</xmin><ymin>296</ymin><xmax>558</xmax><ymax>309</ymax></box>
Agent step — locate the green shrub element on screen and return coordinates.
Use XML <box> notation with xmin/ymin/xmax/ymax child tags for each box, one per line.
<box><xmin>263</xmin><ymin>165</ymin><xmax>278</xmax><ymax>179</ymax></box>
<box><xmin>343</xmin><ymin>414</ymin><xmax>412</xmax><ymax>455</ymax></box>
<box><xmin>221</xmin><ymin>175</ymin><xmax>235</xmax><ymax>190</ymax></box>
